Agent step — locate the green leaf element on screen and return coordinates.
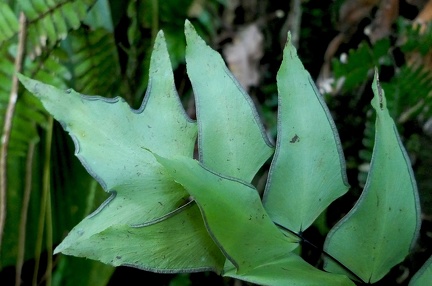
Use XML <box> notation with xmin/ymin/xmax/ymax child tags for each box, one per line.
<box><xmin>224</xmin><ymin>256</ymin><xmax>355</xmax><ymax>286</ymax></box>
<box><xmin>54</xmin><ymin>202</ymin><xmax>223</xmax><ymax>273</ymax></box>
<box><xmin>156</xmin><ymin>154</ymin><xmax>354</xmax><ymax>285</ymax></box>
<box><xmin>263</xmin><ymin>32</ymin><xmax>349</xmax><ymax>233</ymax></box>
<box><xmin>409</xmin><ymin>255</ymin><xmax>432</xmax><ymax>286</ymax></box>
<box><xmin>323</xmin><ymin>70</ymin><xmax>421</xmax><ymax>283</ymax></box>
<box><xmin>185</xmin><ymin>20</ymin><xmax>274</xmax><ymax>182</ymax></box>
<box><xmin>154</xmin><ymin>154</ymin><xmax>299</xmax><ymax>273</ymax></box>
<box><xmin>18</xmin><ymin>30</ymin><xmax>225</xmax><ymax>273</ymax></box>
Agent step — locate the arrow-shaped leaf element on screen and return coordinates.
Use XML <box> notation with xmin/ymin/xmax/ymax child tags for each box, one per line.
<box><xmin>156</xmin><ymin>154</ymin><xmax>354</xmax><ymax>285</ymax></box>
<box><xmin>224</xmin><ymin>256</ymin><xmax>355</xmax><ymax>286</ymax></box>
<box><xmin>323</xmin><ymin>70</ymin><xmax>421</xmax><ymax>283</ymax></box>
<box><xmin>263</xmin><ymin>33</ymin><xmax>350</xmax><ymax>233</ymax></box>
<box><xmin>54</xmin><ymin>201</ymin><xmax>223</xmax><ymax>273</ymax></box>
<box><xmin>154</xmin><ymin>154</ymin><xmax>299</xmax><ymax>273</ymax></box>
<box><xmin>18</xmin><ymin>30</ymin><xmax>225</xmax><ymax>273</ymax></box>
<box><xmin>185</xmin><ymin>20</ymin><xmax>274</xmax><ymax>182</ymax></box>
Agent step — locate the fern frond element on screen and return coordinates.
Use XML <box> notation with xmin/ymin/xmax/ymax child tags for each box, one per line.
<box><xmin>0</xmin><ymin>0</ymin><xmax>98</xmax><ymax>55</ymax></box>
<box><xmin>332</xmin><ymin>39</ymin><xmax>392</xmax><ymax>91</ymax></box>
<box><xmin>0</xmin><ymin>3</ymin><xmax>19</xmax><ymax>45</ymax></box>
<box><xmin>359</xmin><ymin>64</ymin><xmax>432</xmax><ymax>186</ymax></box>
<box><xmin>65</xmin><ymin>27</ymin><xmax>121</xmax><ymax>96</ymax></box>
<box><xmin>0</xmin><ymin>44</ymin><xmax>70</xmax><ymax>157</ymax></box>
<box><xmin>399</xmin><ymin>19</ymin><xmax>432</xmax><ymax>56</ymax></box>
<box><xmin>382</xmin><ymin>65</ymin><xmax>432</xmax><ymax>121</ymax></box>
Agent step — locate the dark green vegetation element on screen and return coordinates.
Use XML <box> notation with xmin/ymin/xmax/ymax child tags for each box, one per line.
<box><xmin>1</xmin><ymin>0</ymin><xmax>431</xmax><ymax>285</ymax></box>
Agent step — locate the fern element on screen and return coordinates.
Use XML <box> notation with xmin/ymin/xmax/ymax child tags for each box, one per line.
<box><xmin>0</xmin><ymin>3</ymin><xmax>19</xmax><ymax>44</ymax></box>
<box><xmin>399</xmin><ymin>18</ymin><xmax>432</xmax><ymax>56</ymax></box>
<box><xmin>332</xmin><ymin>38</ymin><xmax>392</xmax><ymax>92</ymax></box>
<box><xmin>0</xmin><ymin>1</ymin><xmax>97</xmax><ymax>55</ymax></box>
<box><xmin>64</xmin><ymin>27</ymin><xmax>121</xmax><ymax>96</ymax></box>
<box><xmin>383</xmin><ymin>65</ymin><xmax>432</xmax><ymax>122</ymax></box>
<box><xmin>333</xmin><ymin>18</ymin><xmax>432</xmax><ymax>191</ymax></box>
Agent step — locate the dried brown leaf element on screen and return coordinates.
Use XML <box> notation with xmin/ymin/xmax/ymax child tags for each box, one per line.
<box><xmin>366</xmin><ymin>0</ymin><xmax>399</xmax><ymax>43</ymax></box>
<box><xmin>222</xmin><ymin>24</ymin><xmax>263</xmax><ymax>91</ymax></box>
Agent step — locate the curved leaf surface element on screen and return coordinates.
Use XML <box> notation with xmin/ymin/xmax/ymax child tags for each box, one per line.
<box><xmin>323</xmin><ymin>71</ymin><xmax>421</xmax><ymax>283</ymax></box>
<box><xmin>156</xmin><ymin>154</ymin><xmax>353</xmax><ymax>285</ymax></box>
<box><xmin>55</xmin><ymin>202</ymin><xmax>223</xmax><ymax>273</ymax></box>
<box><xmin>263</xmin><ymin>33</ymin><xmax>349</xmax><ymax>233</ymax></box>
<box><xmin>185</xmin><ymin>20</ymin><xmax>274</xmax><ymax>182</ymax></box>
<box><xmin>155</xmin><ymin>154</ymin><xmax>299</xmax><ymax>273</ymax></box>
<box><xmin>19</xmin><ymin>31</ymin><xmax>225</xmax><ymax>273</ymax></box>
<box><xmin>224</xmin><ymin>256</ymin><xmax>355</xmax><ymax>286</ymax></box>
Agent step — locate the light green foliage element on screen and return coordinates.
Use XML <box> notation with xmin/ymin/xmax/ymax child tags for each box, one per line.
<box><xmin>323</xmin><ymin>71</ymin><xmax>421</xmax><ymax>283</ymax></box>
<box><xmin>18</xmin><ymin>30</ymin><xmax>226</xmax><ymax>273</ymax></box>
<box><xmin>154</xmin><ymin>154</ymin><xmax>299</xmax><ymax>270</ymax></box>
<box><xmin>185</xmin><ymin>21</ymin><xmax>274</xmax><ymax>182</ymax></box>
<box><xmin>156</xmin><ymin>154</ymin><xmax>354</xmax><ymax>285</ymax></box>
<box><xmin>263</xmin><ymin>33</ymin><xmax>350</xmax><ymax>233</ymax></box>
<box><xmin>19</xmin><ymin>21</ymin><xmax>421</xmax><ymax>285</ymax></box>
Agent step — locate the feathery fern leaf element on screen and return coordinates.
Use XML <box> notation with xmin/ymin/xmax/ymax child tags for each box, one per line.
<box><xmin>382</xmin><ymin>65</ymin><xmax>432</xmax><ymax>121</ymax></box>
<box><xmin>0</xmin><ymin>3</ymin><xmax>19</xmax><ymax>45</ymax></box>
<box><xmin>65</xmin><ymin>27</ymin><xmax>121</xmax><ymax>96</ymax></box>
<box><xmin>6</xmin><ymin>0</ymin><xmax>98</xmax><ymax>55</ymax></box>
<box><xmin>1</xmin><ymin>46</ymin><xmax>71</xmax><ymax>157</ymax></box>
<box><xmin>332</xmin><ymin>39</ymin><xmax>392</xmax><ymax>91</ymax></box>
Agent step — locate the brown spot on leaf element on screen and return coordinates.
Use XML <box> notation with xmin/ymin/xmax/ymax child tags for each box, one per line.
<box><xmin>290</xmin><ymin>134</ymin><xmax>300</xmax><ymax>143</ymax></box>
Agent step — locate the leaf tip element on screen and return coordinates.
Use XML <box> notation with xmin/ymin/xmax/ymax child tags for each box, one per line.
<box><xmin>184</xmin><ymin>20</ymin><xmax>203</xmax><ymax>47</ymax></box>
<box><xmin>184</xmin><ymin>19</ymin><xmax>195</xmax><ymax>37</ymax></box>
<box><xmin>17</xmin><ymin>73</ymin><xmax>41</xmax><ymax>97</ymax></box>
<box><xmin>17</xmin><ymin>73</ymin><xmax>30</xmax><ymax>87</ymax></box>
<box><xmin>155</xmin><ymin>29</ymin><xmax>165</xmax><ymax>41</ymax></box>
<box><xmin>151</xmin><ymin>29</ymin><xmax>168</xmax><ymax>59</ymax></box>
<box><xmin>371</xmin><ymin>68</ymin><xmax>387</xmax><ymax>112</ymax></box>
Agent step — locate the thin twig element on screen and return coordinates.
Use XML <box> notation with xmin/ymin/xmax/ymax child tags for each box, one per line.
<box><xmin>44</xmin><ymin>171</ymin><xmax>53</xmax><ymax>286</ymax></box>
<box><xmin>15</xmin><ymin>141</ymin><xmax>36</xmax><ymax>286</ymax></box>
<box><xmin>0</xmin><ymin>12</ymin><xmax>27</xmax><ymax>253</ymax></box>
<box><xmin>33</xmin><ymin>117</ymin><xmax>54</xmax><ymax>286</ymax></box>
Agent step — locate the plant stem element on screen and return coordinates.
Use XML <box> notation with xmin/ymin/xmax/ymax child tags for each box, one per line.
<box><xmin>0</xmin><ymin>12</ymin><xmax>27</xmax><ymax>253</ymax></box>
<box><xmin>15</xmin><ymin>141</ymin><xmax>36</xmax><ymax>286</ymax></box>
<box><xmin>33</xmin><ymin>117</ymin><xmax>54</xmax><ymax>286</ymax></box>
